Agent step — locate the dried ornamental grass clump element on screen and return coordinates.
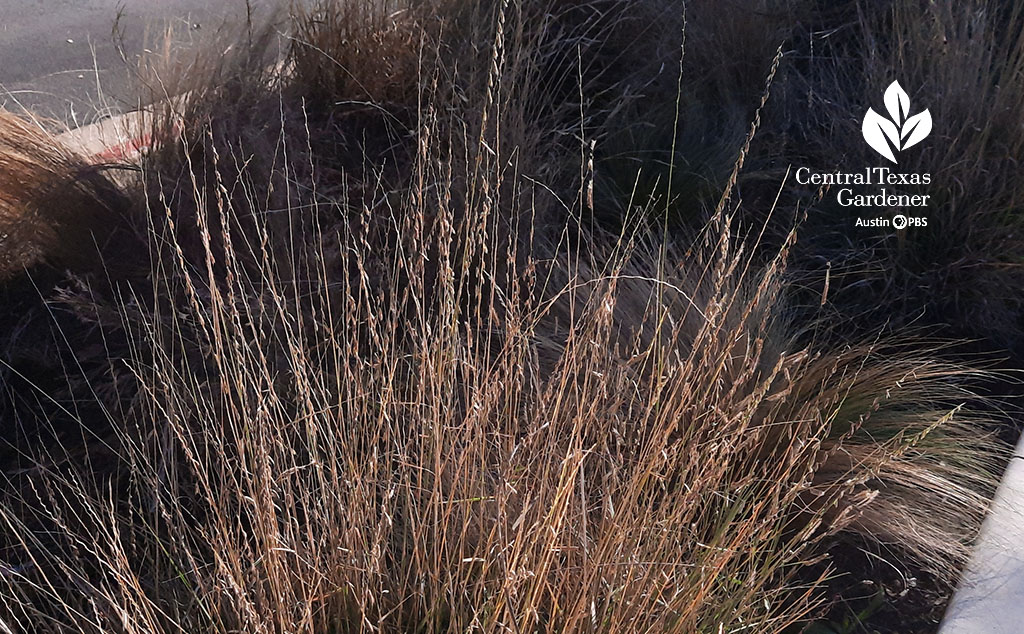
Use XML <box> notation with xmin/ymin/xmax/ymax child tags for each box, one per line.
<box><xmin>0</xmin><ymin>1</ymin><xmax>1009</xmax><ymax>632</ymax></box>
<box><xmin>0</xmin><ymin>114</ymin><xmax>130</xmax><ymax>279</ymax></box>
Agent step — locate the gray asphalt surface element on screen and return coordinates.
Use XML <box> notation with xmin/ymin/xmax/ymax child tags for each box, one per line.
<box><xmin>0</xmin><ymin>0</ymin><xmax>270</xmax><ymax>127</ymax></box>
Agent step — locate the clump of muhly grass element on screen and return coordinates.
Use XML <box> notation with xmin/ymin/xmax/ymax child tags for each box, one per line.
<box><xmin>0</xmin><ymin>113</ymin><xmax>131</xmax><ymax>279</ymax></box>
<box><xmin>0</xmin><ymin>1</ymin><xmax>1008</xmax><ymax>632</ymax></box>
<box><xmin>749</xmin><ymin>0</ymin><xmax>1024</xmax><ymax>350</ymax></box>
<box><xmin>575</xmin><ymin>0</ymin><xmax>1024</xmax><ymax>355</ymax></box>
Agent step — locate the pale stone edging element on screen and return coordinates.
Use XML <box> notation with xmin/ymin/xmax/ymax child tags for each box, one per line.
<box><xmin>940</xmin><ymin>433</ymin><xmax>1024</xmax><ymax>633</ymax></box>
<box><xmin>55</xmin><ymin>108</ymin><xmax>158</xmax><ymax>162</ymax></box>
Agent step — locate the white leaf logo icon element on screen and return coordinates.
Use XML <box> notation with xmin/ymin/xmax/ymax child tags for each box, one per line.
<box><xmin>863</xmin><ymin>108</ymin><xmax>899</xmax><ymax>163</ymax></box>
<box><xmin>862</xmin><ymin>81</ymin><xmax>932</xmax><ymax>163</ymax></box>
<box><xmin>884</xmin><ymin>81</ymin><xmax>910</xmax><ymax>125</ymax></box>
<box><xmin>901</xmin><ymin>109</ymin><xmax>932</xmax><ymax>149</ymax></box>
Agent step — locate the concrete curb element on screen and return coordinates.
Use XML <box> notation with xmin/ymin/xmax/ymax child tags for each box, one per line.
<box><xmin>939</xmin><ymin>434</ymin><xmax>1024</xmax><ymax>633</ymax></box>
<box><xmin>55</xmin><ymin>108</ymin><xmax>156</xmax><ymax>162</ymax></box>
<box><xmin>56</xmin><ymin>109</ymin><xmax>150</xmax><ymax>159</ymax></box>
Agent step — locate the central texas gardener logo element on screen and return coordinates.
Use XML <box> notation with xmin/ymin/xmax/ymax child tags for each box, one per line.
<box><xmin>862</xmin><ymin>81</ymin><xmax>932</xmax><ymax>164</ymax></box>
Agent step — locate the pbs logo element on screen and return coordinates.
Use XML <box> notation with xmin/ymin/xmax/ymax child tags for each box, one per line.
<box><xmin>892</xmin><ymin>214</ymin><xmax>927</xmax><ymax>230</ymax></box>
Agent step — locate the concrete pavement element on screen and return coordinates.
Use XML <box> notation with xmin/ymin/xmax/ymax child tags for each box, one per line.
<box><xmin>0</xmin><ymin>0</ymin><xmax>266</xmax><ymax>128</ymax></box>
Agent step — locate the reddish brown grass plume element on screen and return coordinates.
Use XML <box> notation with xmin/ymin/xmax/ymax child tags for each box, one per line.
<box><xmin>0</xmin><ymin>114</ymin><xmax>130</xmax><ymax>279</ymax></box>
